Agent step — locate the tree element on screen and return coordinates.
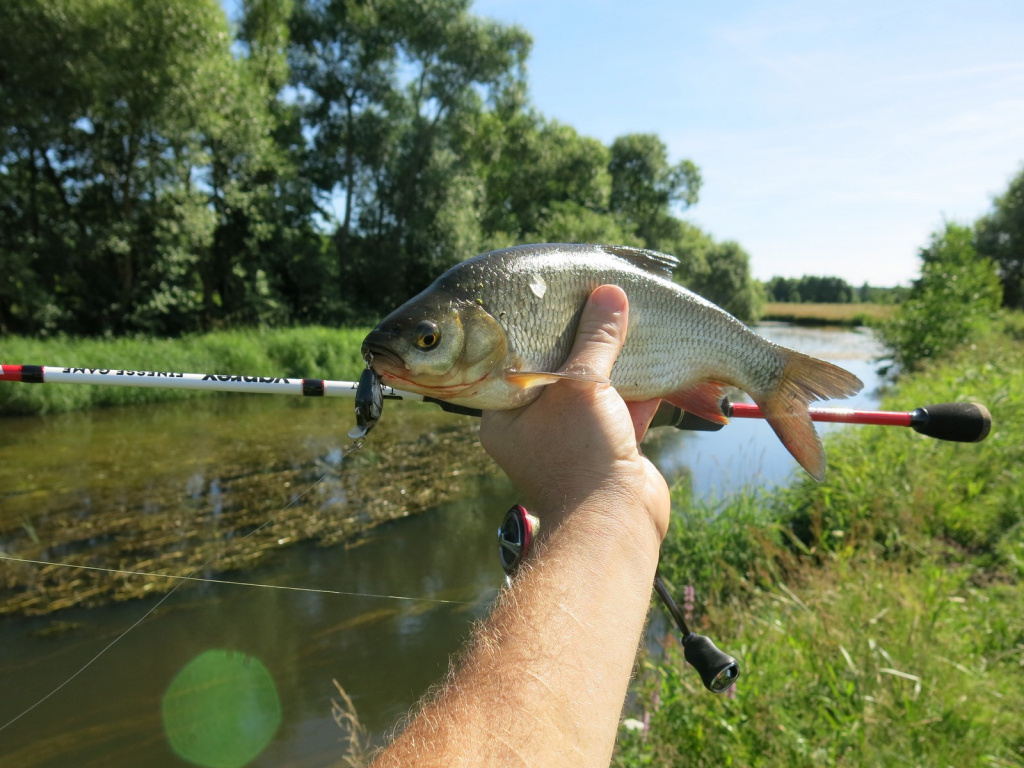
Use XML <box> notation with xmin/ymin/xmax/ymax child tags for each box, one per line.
<box><xmin>288</xmin><ymin>0</ymin><xmax>532</xmax><ymax>316</ymax></box>
<box><xmin>877</xmin><ymin>222</ymin><xmax>1002</xmax><ymax>372</ymax></box>
<box><xmin>975</xmin><ymin>163</ymin><xmax>1024</xmax><ymax>309</ymax></box>
<box><xmin>687</xmin><ymin>240</ymin><xmax>762</xmax><ymax>324</ymax></box>
<box><xmin>0</xmin><ymin>0</ymin><xmax>761</xmax><ymax>335</ymax></box>
<box><xmin>472</xmin><ymin>93</ymin><xmax>627</xmax><ymax>248</ymax></box>
<box><xmin>0</xmin><ymin>0</ymin><xmax>300</xmax><ymax>335</ymax></box>
<box><xmin>608</xmin><ymin>133</ymin><xmax>701</xmax><ymax>250</ymax></box>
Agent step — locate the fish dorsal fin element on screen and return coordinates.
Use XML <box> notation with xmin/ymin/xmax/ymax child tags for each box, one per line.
<box><xmin>599</xmin><ymin>245</ymin><xmax>679</xmax><ymax>279</ymax></box>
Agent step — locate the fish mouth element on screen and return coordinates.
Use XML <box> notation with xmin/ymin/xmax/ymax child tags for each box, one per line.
<box><xmin>361</xmin><ymin>333</ymin><xmax>406</xmax><ymax>373</ymax></box>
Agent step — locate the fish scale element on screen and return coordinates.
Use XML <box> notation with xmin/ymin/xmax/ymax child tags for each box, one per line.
<box><xmin>362</xmin><ymin>243</ymin><xmax>863</xmax><ymax>480</ymax></box>
<box><xmin>458</xmin><ymin>247</ymin><xmax>779</xmax><ymax>400</ymax></box>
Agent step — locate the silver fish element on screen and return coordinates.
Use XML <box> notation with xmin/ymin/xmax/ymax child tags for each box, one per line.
<box><xmin>362</xmin><ymin>243</ymin><xmax>862</xmax><ymax>480</ymax></box>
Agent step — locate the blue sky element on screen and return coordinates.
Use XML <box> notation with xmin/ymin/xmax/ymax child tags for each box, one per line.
<box><xmin>472</xmin><ymin>0</ymin><xmax>1024</xmax><ymax>286</ymax></box>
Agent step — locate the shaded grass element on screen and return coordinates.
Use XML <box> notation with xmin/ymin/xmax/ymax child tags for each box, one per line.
<box><xmin>762</xmin><ymin>303</ymin><xmax>896</xmax><ymax>326</ymax></box>
<box><xmin>620</xmin><ymin>557</ymin><xmax>1024</xmax><ymax>767</ymax></box>
<box><xmin>0</xmin><ymin>326</ymin><xmax>370</xmax><ymax>416</ymax></box>
<box><xmin>620</xmin><ymin>327</ymin><xmax>1024</xmax><ymax>767</ymax></box>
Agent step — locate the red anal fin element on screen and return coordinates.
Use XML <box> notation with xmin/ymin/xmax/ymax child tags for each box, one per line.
<box><xmin>664</xmin><ymin>381</ymin><xmax>730</xmax><ymax>425</ymax></box>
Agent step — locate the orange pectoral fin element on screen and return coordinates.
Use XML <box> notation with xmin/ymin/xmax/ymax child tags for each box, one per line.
<box><xmin>504</xmin><ymin>368</ymin><xmax>611</xmax><ymax>391</ymax></box>
<box><xmin>664</xmin><ymin>381</ymin><xmax>730</xmax><ymax>425</ymax></box>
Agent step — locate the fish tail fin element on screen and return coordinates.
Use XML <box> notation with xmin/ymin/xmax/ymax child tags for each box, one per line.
<box><xmin>755</xmin><ymin>349</ymin><xmax>863</xmax><ymax>482</ymax></box>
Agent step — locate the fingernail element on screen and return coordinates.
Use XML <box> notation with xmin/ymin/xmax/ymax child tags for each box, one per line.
<box><xmin>590</xmin><ymin>285</ymin><xmax>627</xmax><ymax>314</ymax></box>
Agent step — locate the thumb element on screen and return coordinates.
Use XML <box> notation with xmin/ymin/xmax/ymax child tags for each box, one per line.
<box><xmin>561</xmin><ymin>284</ymin><xmax>629</xmax><ymax>381</ymax></box>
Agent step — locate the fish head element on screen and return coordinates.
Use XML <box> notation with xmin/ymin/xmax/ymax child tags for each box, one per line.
<box><xmin>361</xmin><ymin>292</ymin><xmax>508</xmax><ymax>401</ymax></box>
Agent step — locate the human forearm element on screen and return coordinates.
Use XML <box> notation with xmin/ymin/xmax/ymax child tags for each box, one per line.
<box><xmin>372</xmin><ymin>495</ymin><xmax>661</xmax><ymax>767</ymax></box>
<box><xmin>369</xmin><ymin>286</ymin><xmax>670</xmax><ymax>767</ymax></box>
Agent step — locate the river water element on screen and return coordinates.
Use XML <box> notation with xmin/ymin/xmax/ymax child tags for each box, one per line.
<box><xmin>0</xmin><ymin>325</ymin><xmax>883</xmax><ymax>767</ymax></box>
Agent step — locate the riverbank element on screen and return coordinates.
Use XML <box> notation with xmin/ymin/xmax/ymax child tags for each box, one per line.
<box><xmin>761</xmin><ymin>302</ymin><xmax>896</xmax><ymax>326</ymax></box>
<box><xmin>0</xmin><ymin>327</ymin><xmax>369</xmax><ymax>416</ymax></box>
<box><xmin>617</xmin><ymin>325</ymin><xmax>1024</xmax><ymax>766</ymax></box>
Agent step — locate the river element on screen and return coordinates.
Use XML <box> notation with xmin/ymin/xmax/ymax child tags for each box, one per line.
<box><xmin>0</xmin><ymin>325</ymin><xmax>884</xmax><ymax>767</ymax></box>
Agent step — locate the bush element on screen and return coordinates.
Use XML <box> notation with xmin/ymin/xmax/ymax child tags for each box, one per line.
<box><xmin>876</xmin><ymin>223</ymin><xmax>1002</xmax><ymax>372</ymax></box>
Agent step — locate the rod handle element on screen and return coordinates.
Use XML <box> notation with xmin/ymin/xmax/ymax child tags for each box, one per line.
<box><xmin>910</xmin><ymin>402</ymin><xmax>992</xmax><ymax>443</ymax></box>
<box><xmin>649</xmin><ymin>401</ymin><xmax>726</xmax><ymax>432</ymax></box>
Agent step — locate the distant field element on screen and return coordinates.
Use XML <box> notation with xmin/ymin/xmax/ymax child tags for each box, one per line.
<box><xmin>761</xmin><ymin>302</ymin><xmax>896</xmax><ymax>326</ymax></box>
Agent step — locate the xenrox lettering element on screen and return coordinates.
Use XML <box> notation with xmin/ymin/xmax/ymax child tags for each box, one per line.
<box><xmin>202</xmin><ymin>375</ymin><xmax>292</xmax><ymax>383</ymax></box>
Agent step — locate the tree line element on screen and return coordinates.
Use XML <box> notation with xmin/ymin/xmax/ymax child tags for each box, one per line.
<box><xmin>762</xmin><ymin>276</ymin><xmax>907</xmax><ymax>305</ymax></box>
<box><xmin>0</xmin><ymin>0</ymin><xmax>760</xmax><ymax>337</ymax></box>
<box><xmin>763</xmin><ymin>160</ymin><xmax>1024</xmax><ymax>310</ymax></box>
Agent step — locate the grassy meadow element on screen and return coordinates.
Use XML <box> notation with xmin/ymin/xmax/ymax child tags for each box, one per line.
<box><xmin>761</xmin><ymin>302</ymin><xmax>896</xmax><ymax>326</ymax></box>
<box><xmin>0</xmin><ymin>326</ymin><xmax>370</xmax><ymax>416</ymax></box>
<box><xmin>616</xmin><ymin>319</ymin><xmax>1024</xmax><ymax>767</ymax></box>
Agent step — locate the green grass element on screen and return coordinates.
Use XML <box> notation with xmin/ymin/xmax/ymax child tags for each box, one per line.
<box><xmin>761</xmin><ymin>303</ymin><xmax>896</xmax><ymax>326</ymax></box>
<box><xmin>618</xmin><ymin>324</ymin><xmax>1024</xmax><ymax>767</ymax></box>
<box><xmin>0</xmin><ymin>326</ymin><xmax>371</xmax><ymax>416</ymax></box>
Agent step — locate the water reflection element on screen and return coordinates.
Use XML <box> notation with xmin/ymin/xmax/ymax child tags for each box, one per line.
<box><xmin>0</xmin><ymin>399</ymin><xmax>497</xmax><ymax>615</ymax></box>
<box><xmin>0</xmin><ymin>325</ymin><xmax>884</xmax><ymax>766</ymax></box>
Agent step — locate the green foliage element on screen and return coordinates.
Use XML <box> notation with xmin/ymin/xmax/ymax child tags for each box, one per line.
<box><xmin>0</xmin><ymin>326</ymin><xmax>369</xmax><ymax>415</ymax></box>
<box><xmin>0</xmin><ymin>0</ymin><xmax>304</xmax><ymax>336</ymax></box>
<box><xmin>780</xmin><ymin>330</ymin><xmax>1024</xmax><ymax>568</ymax></box>
<box><xmin>762</xmin><ymin>276</ymin><xmax>910</xmax><ymax>306</ymax></box>
<box><xmin>618</xmin><ymin>561</ymin><xmax>1024</xmax><ymax>767</ymax></box>
<box><xmin>609</xmin><ymin>133</ymin><xmax>701</xmax><ymax>251</ymax></box>
<box><xmin>976</xmin><ymin>162</ymin><xmax>1024</xmax><ymax>309</ymax></box>
<box><xmin>663</xmin><ymin>223</ymin><xmax>762</xmax><ymax>323</ymax></box>
<box><xmin>1</xmin><ymin>0</ymin><xmax>760</xmax><ymax>335</ymax></box>
<box><xmin>690</xmin><ymin>240</ymin><xmax>764</xmax><ymax>324</ymax></box>
<box><xmin>876</xmin><ymin>222</ymin><xmax>1003</xmax><ymax>372</ymax></box>
<box><xmin>288</xmin><ymin>0</ymin><xmax>534</xmax><ymax>316</ymax></box>
<box><xmin>764</xmin><ymin>275</ymin><xmax>855</xmax><ymax>304</ymax></box>
<box><xmin>619</xmin><ymin>327</ymin><xmax>1024</xmax><ymax>767</ymax></box>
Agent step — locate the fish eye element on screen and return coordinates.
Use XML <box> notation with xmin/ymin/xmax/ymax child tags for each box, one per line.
<box><xmin>414</xmin><ymin>321</ymin><xmax>440</xmax><ymax>350</ymax></box>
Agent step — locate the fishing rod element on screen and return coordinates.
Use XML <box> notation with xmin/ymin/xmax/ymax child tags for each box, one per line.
<box><xmin>0</xmin><ymin>363</ymin><xmax>993</xmax><ymax>443</ymax></box>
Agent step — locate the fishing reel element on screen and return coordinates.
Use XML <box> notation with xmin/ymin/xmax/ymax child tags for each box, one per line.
<box><xmin>496</xmin><ymin>504</ymin><xmax>739</xmax><ymax>693</ymax></box>
<box><xmin>497</xmin><ymin>505</ymin><xmax>539</xmax><ymax>586</ymax></box>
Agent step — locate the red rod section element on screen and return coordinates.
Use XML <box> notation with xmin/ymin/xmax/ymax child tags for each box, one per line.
<box><xmin>1</xmin><ymin>364</ymin><xmax>27</xmax><ymax>382</ymax></box>
<box><xmin>729</xmin><ymin>402</ymin><xmax>913</xmax><ymax>428</ymax></box>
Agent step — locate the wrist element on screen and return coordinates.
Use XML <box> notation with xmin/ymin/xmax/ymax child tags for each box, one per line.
<box><xmin>531</xmin><ymin>485</ymin><xmax>664</xmax><ymax>573</ymax></box>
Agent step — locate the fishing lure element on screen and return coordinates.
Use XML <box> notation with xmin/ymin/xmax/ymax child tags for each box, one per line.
<box><xmin>348</xmin><ymin>364</ymin><xmax>384</xmax><ymax>440</ymax></box>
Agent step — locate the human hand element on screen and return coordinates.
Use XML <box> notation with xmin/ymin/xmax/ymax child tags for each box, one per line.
<box><xmin>480</xmin><ymin>285</ymin><xmax>671</xmax><ymax>542</ymax></box>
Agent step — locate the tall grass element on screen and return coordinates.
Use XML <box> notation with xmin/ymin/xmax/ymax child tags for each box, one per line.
<box><xmin>620</xmin><ymin>323</ymin><xmax>1024</xmax><ymax>767</ymax></box>
<box><xmin>0</xmin><ymin>326</ymin><xmax>370</xmax><ymax>416</ymax></box>
<box><xmin>761</xmin><ymin>303</ymin><xmax>895</xmax><ymax>326</ymax></box>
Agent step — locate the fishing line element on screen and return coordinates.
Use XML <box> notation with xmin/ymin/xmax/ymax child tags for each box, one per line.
<box><xmin>0</xmin><ymin>554</ymin><xmax>472</xmax><ymax>605</ymax></box>
<box><xmin>1</xmin><ymin>439</ymin><xmax>474</xmax><ymax>732</ymax></box>
<box><xmin>1</xmin><ymin>468</ymin><xmax>332</xmax><ymax>732</ymax></box>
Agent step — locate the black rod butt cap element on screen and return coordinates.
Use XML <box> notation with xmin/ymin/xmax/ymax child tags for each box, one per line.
<box><xmin>682</xmin><ymin>633</ymin><xmax>740</xmax><ymax>693</ymax></box>
<box><xmin>910</xmin><ymin>402</ymin><xmax>992</xmax><ymax>443</ymax></box>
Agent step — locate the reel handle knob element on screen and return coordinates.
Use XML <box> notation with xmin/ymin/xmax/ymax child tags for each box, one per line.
<box><xmin>682</xmin><ymin>633</ymin><xmax>740</xmax><ymax>693</ymax></box>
